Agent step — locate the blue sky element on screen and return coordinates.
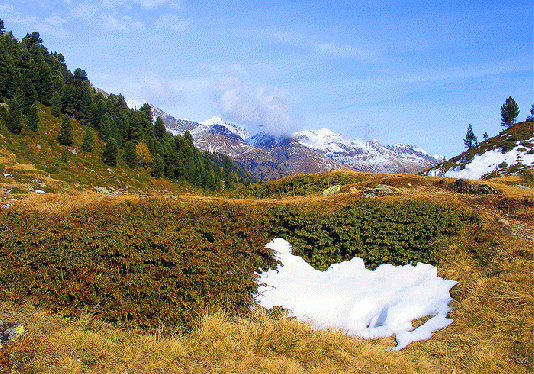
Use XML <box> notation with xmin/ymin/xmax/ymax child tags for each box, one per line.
<box><xmin>1</xmin><ymin>0</ymin><xmax>532</xmax><ymax>157</ymax></box>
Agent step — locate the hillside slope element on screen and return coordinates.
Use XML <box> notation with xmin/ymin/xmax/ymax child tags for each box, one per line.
<box><xmin>427</xmin><ymin>122</ymin><xmax>533</xmax><ymax>180</ymax></box>
<box><xmin>0</xmin><ymin>103</ymin><xmax>255</xmax><ymax>197</ymax></box>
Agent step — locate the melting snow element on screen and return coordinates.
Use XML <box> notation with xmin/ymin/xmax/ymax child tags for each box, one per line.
<box><xmin>442</xmin><ymin>143</ymin><xmax>534</xmax><ymax>180</ymax></box>
<box><xmin>256</xmin><ymin>238</ymin><xmax>457</xmax><ymax>351</ymax></box>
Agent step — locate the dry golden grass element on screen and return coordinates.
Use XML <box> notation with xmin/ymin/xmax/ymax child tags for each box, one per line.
<box><xmin>1</xmin><ymin>174</ymin><xmax>533</xmax><ymax>373</ymax></box>
<box><xmin>11</xmin><ymin>190</ymin><xmax>143</xmax><ymax>214</ymax></box>
<box><xmin>0</xmin><ymin>148</ymin><xmax>16</xmax><ymax>164</ymax></box>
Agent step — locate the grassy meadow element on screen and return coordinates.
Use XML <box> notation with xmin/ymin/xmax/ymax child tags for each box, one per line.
<box><xmin>0</xmin><ymin>171</ymin><xmax>532</xmax><ymax>373</ymax></box>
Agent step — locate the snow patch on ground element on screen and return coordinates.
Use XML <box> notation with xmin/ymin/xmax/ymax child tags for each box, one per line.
<box><xmin>256</xmin><ymin>238</ymin><xmax>457</xmax><ymax>351</ymax></box>
<box><xmin>442</xmin><ymin>144</ymin><xmax>534</xmax><ymax>180</ymax></box>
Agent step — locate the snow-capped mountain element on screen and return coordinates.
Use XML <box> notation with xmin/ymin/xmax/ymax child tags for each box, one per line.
<box><xmin>426</xmin><ymin>122</ymin><xmax>534</xmax><ymax>180</ymax></box>
<box><xmin>124</xmin><ymin>100</ymin><xmax>442</xmax><ymax>180</ymax></box>
<box><xmin>293</xmin><ymin>128</ymin><xmax>441</xmax><ymax>174</ymax></box>
<box><xmin>197</xmin><ymin>116</ymin><xmax>251</xmax><ymax>140</ymax></box>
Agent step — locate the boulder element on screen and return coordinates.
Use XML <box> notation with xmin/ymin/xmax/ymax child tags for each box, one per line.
<box><xmin>322</xmin><ymin>185</ymin><xmax>341</xmax><ymax>196</ymax></box>
<box><xmin>0</xmin><ymin>322</ymin><xmax>24</xmax><ymax>348</ymax></box>
<box><xmin>95</xmin><ymin>186</ymin><xmax>111</xmax><ymax>194</ymax></box>
<box><xmin>454</xmin><ymin>179</ymin><xmax>498</xmax><ymax>194</ymax></box>
<box><xmin>361</xmin><ymin>184</ymin><xmax>398</xmax><ymax>197</ymax></box>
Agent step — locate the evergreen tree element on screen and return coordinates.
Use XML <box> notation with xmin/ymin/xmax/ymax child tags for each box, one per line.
<box><xmin>154</xmin><ymin>116</ymin><xmax>166</xmax><ymax>139</ymax></box>
<box><xmin>97</xmin><ymin>113</ymin><xmax>113</xmax><ymax>141</ymax></box>
<box><xmin>501</xmin><ymin>96</ymin><xmax>519</xmax><ymax>128</ymax></box>
<box><xmin>482</xmin><ymin>132</ymin><xmax>489</xmax><ymax>141</ymax></box>
<box><xmin>102</xmin><ymin>137</ymin><xmax>118</xmax><ymax>167</ymax></box>
<box><xmin>152</xmin><ymin>154</ymin><xmax>164</xmax><ymax>178</ymax></box>
<box><xmin>81</xmin><ymin>127</ymin><xmax>94</xmax><ymax>152</ymax></box>
<box><xmin>6</xmin><ymin>96</ymin><xmax>23</xmax><ymax>134</ymax></box>
<box><xmin>464</xmin><ymin>124</ymin><xmax>478</xmax><ymax>150</ymax></box>
<box><xmin>123</xmin><ymin>141</ymin><xmax>137</xmax><ymax>168</ymax></box>
<box><xmin>223</xmin><ymin>156</ymin><xmax>234</xmax><ymax>189</ymax></box>
<box><xmin>57</xmin><ymin>114</ymin><xmax>73</xmax><ymax>146</ymax></box>
<box><xmin>526</xmin><ymin>103</ymin><xmax>534</xmax><ymax>122</ymax></box>
<box><xmin>27</xmin><ymin>102</ymin><xmax>40</xmax><ymax>132</ymax></box>
<box><xmin>50</xmin><ymin>91</ymin><xmax>62</xmax><ymax>117</ymax></box>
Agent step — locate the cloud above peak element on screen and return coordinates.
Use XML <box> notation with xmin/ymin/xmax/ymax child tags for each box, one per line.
<box><xmin>216</xmin><ymin>77</ymin><xmax>294</xmax><ymax>137</ymax></box>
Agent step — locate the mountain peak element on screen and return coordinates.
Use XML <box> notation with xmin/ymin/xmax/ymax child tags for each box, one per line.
<box><xmin>200</xmin><ymin>116</ymin><xmax>251</xmax><ymax>140</ymax></box>
<box><xmin>120</xmin><ymin>100</ymin><xmax>442</xmax><ymax>179</ymax></box>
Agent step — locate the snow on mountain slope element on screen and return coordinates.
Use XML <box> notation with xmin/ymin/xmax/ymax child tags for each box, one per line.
<box><xmin>123</xmin><ymin>99</ymin><xmax>440</xmax><ymax>178</ymax></box>
<box><xmin>294</xmin><ymin>129</ymin><xmax>440</xmax><ymax>174</ymax></box>
<box><xmin>200</xmin><ymin>116</ymin><xmax>251</xmax><ymax>140</ymax></box>
<box><xmin>426</xmin><ymin>122</ymin><xmax>534</xmax><ymax>180</ymax></box>
<box><xmin>428</xmin><ymin>140</ymin><xmax>534</xmax><ymax>180</ymax></box>
<box><xmin>125</xmin><ymin>99</ymin><xmax>145</xmax><ymax>110</ymax></box>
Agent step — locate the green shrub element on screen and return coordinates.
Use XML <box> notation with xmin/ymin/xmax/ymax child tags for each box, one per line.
<box><xmin>269</xmin><ymin>200</ymin><xmax>477</xmax><ymax>270</ymax></box>
<box><xmin>0</xmin><ymin>197</ymin><xmax>477</xmax><ymax>332</ymax></box>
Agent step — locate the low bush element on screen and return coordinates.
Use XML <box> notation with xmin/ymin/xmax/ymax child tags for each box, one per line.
<box><xmin>0</xmin><ymin>200</ymin><xmax>275</xmax><ymax>331</ymax></box>
<box><xmin>0</xmin><ymin>197</ymin><xmax>477</xmax><ymax>331</ymax></box>
<box><xmin>235</xmin><ymin>172</ymin><xmax>368</xmax><ymax>198</ymax></box>
<box><xmin>270</xmin><ymin>200</ymin><xmax>477</xmax><ymax>270</ymax></box>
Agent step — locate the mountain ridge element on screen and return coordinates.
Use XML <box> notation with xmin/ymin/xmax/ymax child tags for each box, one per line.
<box><xmin>126</xmin><ymin>101</ymin><xmax>442</xmax><ymax>180</ymax></box>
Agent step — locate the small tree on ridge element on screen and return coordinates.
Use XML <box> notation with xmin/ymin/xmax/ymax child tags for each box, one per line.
<box><xmin>464</xmin><ymin>124</ymin><xmax>478</xmax><ymax>150</ymax></box>
<box><xmin>500</xmin><ymin>96</ymin><xmax>519</xmax><ymax>128</ymax></box>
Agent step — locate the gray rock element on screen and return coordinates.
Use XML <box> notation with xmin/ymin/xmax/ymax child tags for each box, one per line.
<box><xmin>95</xmin><ymin>186</ymin><xmax>111</xmax><ymax>194</ymax></box>
<box><xmin>0</xmin><ymin>322</ymin><xmax>25</xmax><ymax>347</ymax></box>
<box><xmin>454</xmin><ymin>179</ymin><xmax>498</xmax><ymax>194</ymax></box>
<box><xmin>361</xmin><ymin>184</ymin><xmax>398</xmax><ymax>197</ymax></box>
<box><xmin>322</xmin><ymin>185</ymin><xmax>341</xmax><ymax>196</ymax></box>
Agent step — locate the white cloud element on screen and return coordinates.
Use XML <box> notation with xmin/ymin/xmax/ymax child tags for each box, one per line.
<box><xmin>6</xmin><ymin>13</ymin><xmax>71</xmax><ymax>39</ymax></box>
<box><xmin>101</xmin><ymin>14</ymin><xmax>145</xmax><ymax>32</ymax></box>
<box><xmin>263</xmin><ymin>28</ymin><xmax>374</xmax><ymax>61</ymax></box>
<box><xmin>139</xmin><ymin>0</ymin><xmax>179</xmax><ymax>9</ymax></box>
<box><xmin>155</xmin><ymin>14</ymin><xmax>189</xmax><ymax>31</ymax></box>
<box><xmin>217</xmin><ymin>77</ymin><xmax>293</xmax><ymax>136</ymax></box>
<box><xmin>101</xmin><ymin>0</ymin><xmax>180</xmax><ymax>10</ymax></box>
<box><xmin>45</xmin><ymin>14</ymin><xmax>68</xmax><ymax>26</ymax></box>
<box><xmin>141</xmin><ymin>72</ymin><xmax>183</xmax><ymax>106</ymax></box>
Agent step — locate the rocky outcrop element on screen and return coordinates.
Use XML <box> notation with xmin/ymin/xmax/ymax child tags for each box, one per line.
<box><xmin>453</xmin><ymin>179</ymin><xmax>498</xmax><ymax>194</ymax></box>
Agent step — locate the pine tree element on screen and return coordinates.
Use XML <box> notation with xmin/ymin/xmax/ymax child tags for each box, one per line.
<box><xmin>526</xmin><ymin>103</ymin><xmax>534</xmax><ymax>122</ymax></box>
<box><xmin>500</xmin><ymin>96</ymin><xmax>519</xmax><ymax>128</ymax></box>
<box><xmin>6</xmin><ymin>96</ymin><xmax>23</xmax><ymax>134</ymax></box>
<box><xmin>223</xmin><ymin>156</ymin><xmax>234</xmax><ymax>189</ymax></box>
<box><xmin>464</xmin><ymin>124</ymin><xmax>478</xmax><ymax>150</ymax></box>
<box><xmin>482</xmin><ymin>132</ymin><xmax>489</xmax><ymax>141</ymax></box>
<box><xmin>102</xmin><ymin>137</ymin><xmax>118</xmax><ymax>167</ymax></box>
<box><xmin>154</xmin><ymin>116</ymin><xmax>166</xmax><ymax>139</ymax></box>
<box><xmin>151</xmin><ymin>154</ymin><xmax>164</xmax><ymax>178</ymax></box>
<box><xmin>123</xmin><ymin>141</ymin><xmax>137</xmax><ymax>168</ymax></box>
<box><xmin>57</xmin><ymin>114</ymin><xmax>73</xmax><ymax>146</ymax></box>
<box><xmin>50</xmin><ymin>91</ymin><xmax>62</xmax><ymax>117</ymax></box>
<box><xmin>81</xmin><ymin>128</ymin><xmax>94</xmax><ymax>152</ymax></box>
<box><xmin>27</xmin><ymin>102</ymin><xmax>40</xmax><ymax>132</ymax></box>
